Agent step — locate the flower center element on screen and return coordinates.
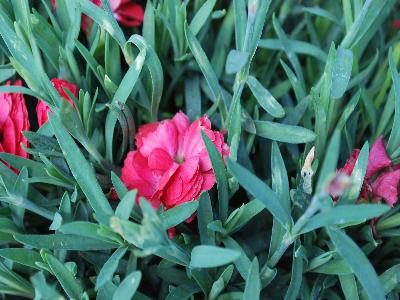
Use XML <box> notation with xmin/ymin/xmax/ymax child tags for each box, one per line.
<box><xmin>174</xmin><ymin>154</ymin><xmax>185</xmax><ymax>164</ymax></box>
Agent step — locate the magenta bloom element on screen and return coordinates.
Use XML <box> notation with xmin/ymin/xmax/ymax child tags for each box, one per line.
<box><xmin>332</xmin><ymin>136</ymin><xmax>399</xmax><ymax>206</ymax></box>
<box><xmin>365</xmin><ymin>136</ymin><xmax>392</xmax><ymax>179</ymax></box>
<box><xmin>0</xmin><ymin>80</ymin><xmax>30</xmax><ymax>160</ymax></box>
<box><xmin>121</xmin><ymin>112</ymin><xmax>229</xmax><ymax>210</ymax></box>
<box><xmin>372</xmin><ymin>170</ymin><xmax>400</xmax><ymax>207</ymax></box>
<box><xmin>36</xmin><ymin>78</ymin><xmax>78</xmax><ymax>127</ymax></box>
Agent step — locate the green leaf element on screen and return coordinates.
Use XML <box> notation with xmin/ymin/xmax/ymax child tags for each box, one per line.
<box><xmin>269</xmin><ymin>142</ymin><xmax>290</xmax><ymax>260</ymax></box>
<box><xmin>210</xmin><ymin>4</ymin><xmax>235</xmax><ymax>78</ymax></box>
<box><xmin>142</xmin><ymin>1</ymin><xmax>155</xmax><ymax>48</ymax></box>
<box><xmin>127</xmin><ymin>35</ymin><xmax>163</xmax><ymax>122</ymax></box>
<box><xmin>222</xmin><ymin>236</ymin><xmax>251</xmax><ymax>280</ymax></box>
<box><xmin>280</xmin><ymin>60</ymin><xmax>306</xmax><ymax>102</ymax></box>
<box><xmin>115</xmin><ymin>189</ymin><xmax>137</xmax><ymax>220</ymax></box>
<box><xmin>0</xmin><ymin>195</ymin><xmax>54</xmax><ymax>221</ymax></box>
<box><xmin>77</xmin><ymin>0</ymin><xmax>125</xmax><ymax>48</ymax></box>
<box><xmin>271</xmin><ymin>142</ymin><xmax>290</xmax><ymax>210</ymax></box>
<box><xmin>31</xmin><ymin>271</ymin><xmax>64</xmax><ymax>300</ymax></box>
<box><xmin>284</xmin><ymin>241</ymin><xmax>304</xmax><ymax>300</ymax></box>
<box><xmin>105</xmin><ymin>37</ymin><xmax>147</xmax><ymax>162</ymax></box>
<box><xmin>259</xmin><ymin>39</ymin><xmax>327</xmax><ymax>61</ymax></box>
<box><xmin>190</xmin><ymin>246</ymin><xmax>241</xmax><ymax>269</ymax></box>
<box><xmin>48</xmin><ymin>113</ymin><xmax>113</xmax><ymax>225</ymax></box>
<box><xmin>209</xmin><ymin>265</ymin><xmax>234</xmax><ymax>300</ymax></box>
<box><xmin>339</xmin><ymin>142</ymin><xmax>369</xmax><ymax>203</ymax></box>
<box><xmin>302</xmin><ymin>6</ymin><xmax>340</xmax><ymax>24</ymax></box>
<box><xmin>309</xmin><ymin>258</ymin><xmax>353</xmax><ymax>275</ymax></box>
<box><xmin>202</xmin><ymin>131</ymin><xmax>229</xmax><ymax>222</ymax></box>
<box><xmin>96</xmin><ymin>247</ymin><xmax>128</xmax><ymax>290</ymax></box>
<box><xmin>14</xmin><ymin>234</ymin><xmax>119</xmax><ymax>251</ymax></box>
<box><xmin>243</xmin><ymin>258</ymin><xmax>260</xmax><ymax>300</ymax></box>
<box><xmin>327</xmin><ymin>227</ymin><xmax>385</xmax><ymax>300</ymax></box>
<box><xmin>0</xmin><ymin>68</ymin><xmax>15</xmax><ymax>83</ymax></box>
<box><xmin>272</xmin><ymin>15</ymin><xmax>305</xmax><ymax>90</ymax></box>
<box><xmin>184</xmin><ymin>77</ymin><xmax>202</xmax><ymax>121</ymax></box>
<box><xmin>0</xmin><ymin>248</ymin><xmax>43</xmax><ymax>270</ymax></box>
<box><xmin>376</xmin><ymin>264</ymin><xmax>400</xmax><ymax>295</ymax></box>
<box><xmin>0</xmin><ymin>153</ymin><xmax>47</xmax><ymax>178</ymax></box>
<box><xmin>227</xmin><ymin>158</ymin><xmax>292</xmax><ymax>228</ymax></box>
<box><xmin>233</xmin><ymin>0</ymin><xmax>246</xmax><ymax>51</ymax></box>
<box><xmin>387</xmin><ymin>47</ymin><xmax>400</xmax><ymax>154</ymax></box>
<box><xmin>335</xmin><ymin>90</ymin><xmax>360</xmax><ymax>131</ymax></box>
<box><xmin>59</xmin><ymin>221</ymin><xmax>121</xmax><ymax>244</ymax></box>
<box><xmin>185</xmin><ymin>23</ymin><xmax>226</xmax><ymax>106</ymax></box>
<box><xmin>112</xmin><ymin>271</ymin><xmax>142</xmax><ymax>300</ymax></box>
<box><xmin>254</xmin><ymin>120</ymin><xmax>316</xmax><ymax>144</ymax></box>
<box><xmin>0</xmin><ymin>261</ymin><xmax>35</xmax><ymax>298</ymax></box>
<box><xmin>160</xmin><ymin>201</ymin><xmax>199</xmax><ymax>230</ymax></box>
<box><xmin>299</xmin><ymin>204</ymin><xmax>390</xmax><ymax>234</ymax></box>
<box><xmin>224</xmin><ymin>199</ymin><xmax>264</xmax><ymax>234</ymax></box>
<box><xmin>341</xmin><ymin>0</ymin><xmax>396</xmax><ymax>49</ymax></box>
<box><xmin>339</xmin><ymin>274</ymin><xmax>359</xmax><ymax>300</ymax></box>
<box><xmin>331</xmin><ymin>47</ymin><xmax>353</xmax><ymax>99</ymax></box>
<box><xmin>0</xmin><ymin>8</ymin><xmax>42</xmax><ymax>91</ymax></box>
<box><xmin>44</xmin><ymin>252</ymin><xmax>83</xmax><ymax>300</ymax></box>
<box><xmin>189</xmin><ymin>0</ymin><xmax>216</xmax><ymax>36</ymax></box>
<box><xmin>247</xmin><ymin>76</ymin><xmax>285</xmax><ymax>118</ymax></box>
<box><xmin>111</xmin><ymin>171</ymin><xmax>128</xmax><ymax>199</ymax></box>
<box><xmin>225</xmin><ymin>50</ymin><xmax>249</xmax><ymax>74</ymax></box>
<box><xmin>316</xmin><ymin>130</ymin><xmax>341</xmax><ymax>193</ymax></box>
<box><xmin>30</xmin><ymin>10</ymin><xmax>61</xmax><ymax>70</ymax></box>
<box><xmin>197</xmin><ymin>192</ymin><xmax>215</xmax><ymax>246</ymax></box>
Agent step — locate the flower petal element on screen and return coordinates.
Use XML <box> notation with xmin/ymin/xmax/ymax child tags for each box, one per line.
<box><xmin>337</xmin><ymin>149</ymin><xmax>360</xmax><ymax>176</ymax></box>
<box><xmin>372</xmin><ymin>169</ymin><xmax>400</xmax><ymax>207</ymax></box>
<box><xmin>365</xmin><ymin>136</ymin><xmax>391</xmax><ymax>179</ymax></box>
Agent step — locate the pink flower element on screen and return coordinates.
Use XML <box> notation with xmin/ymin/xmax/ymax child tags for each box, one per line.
<box><xmin>120</xmin><ymin>112</ymin><xmax>230</xmax><ymax>211</ymax></box>
<box><xmin>365</xmin><ymin>136</ymin><xmax>391</xmax><ymax>179</ymax></box>
<box><xmin>52</xmin><ymin>0</ymin><xmax>144</xmax><ymax>30</ymax></box>
<box><xmin>0</xmin><ymin>80</ymin><xmax>30</xmax><ymax>161</ymax></box>
<box><xmin>331</xmin><ymin>136</ymin><xmax>399</xmax><ymax>206</ymax></box>
<box><xmin>36</xmin><ymin>78</ymin><xmax>78</xmax><ymax>127</ymax></box>
<box><xmin>372</xmin><ymin>170</ymin><xmax>400</xmax><ymax>207</ymax></box>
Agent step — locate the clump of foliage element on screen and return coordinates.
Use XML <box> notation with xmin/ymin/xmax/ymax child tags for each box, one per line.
<box><xmin>0</xmin><ymin>0</ymin><xmax>399</xmax><ymax>299</ymax></box>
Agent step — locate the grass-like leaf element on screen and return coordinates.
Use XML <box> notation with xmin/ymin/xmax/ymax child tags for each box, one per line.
<box><xmin>190</xmin><ymin>246</ymin><xmax>240</xmax><ymax>269</ymax></box>
<box><xmin>327</xmin><ymin>227</ymin><xmax>385</xmax><ymax>300</ymax></box>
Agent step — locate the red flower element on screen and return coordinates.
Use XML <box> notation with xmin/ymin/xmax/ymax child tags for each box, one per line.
<box><xmin>36</xmin><ymin>78</ymin><xmax>78</xmax><ymax>127</ymax></box>
<box><xmin>120</xmin><ymin>112</ymin><xmax>230</xmax><ymax>211</ymax></box>
<box><xmin>52</xmin><ymin>0</ymin><xmax>144</xmax><ymax>30</ymax></box>
<box><xmin>109</xmin><ymin>0</ymin><xmax>144</xmax><ymax>27</ymax></box>
<box><xmin>0</xmin><ymin>80</ymin><xmax>30</xmax><ymax>160</ymax></box>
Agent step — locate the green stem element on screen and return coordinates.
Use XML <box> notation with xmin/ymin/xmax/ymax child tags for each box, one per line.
<box><xmin>267</xmin><ymin>233</ymin><xmax>293</xmax><ymax>268</ymax></box>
